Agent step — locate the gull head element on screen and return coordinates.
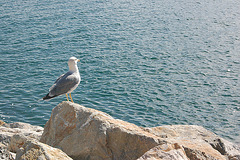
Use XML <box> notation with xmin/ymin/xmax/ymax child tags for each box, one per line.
<box><xmin>68</xmin><ymin>57</ymin><xmax>80</xmax><ymax>72</ymax></box>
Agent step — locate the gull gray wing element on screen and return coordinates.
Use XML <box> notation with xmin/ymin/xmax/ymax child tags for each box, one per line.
<box><xmin>48</xmin><ymin>72</ymin><xmax>80</xmax><ymax>97</ymax></box>
<box><xmin>49</xmin><ymin>74</ymin><xmax>65</xmax><ymax>91</ymax></box>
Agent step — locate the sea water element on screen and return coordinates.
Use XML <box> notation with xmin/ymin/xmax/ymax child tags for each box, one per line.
<box><xmin>0</xmin><ymin>0</ymin><xmax>239</xmax><ymax>144</ymax></box>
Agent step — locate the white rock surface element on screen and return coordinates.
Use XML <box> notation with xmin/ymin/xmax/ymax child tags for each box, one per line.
<box><xmin>0</xmin><ymin>121</ymin><xmax>43</xmax><ymax>147</ymax></box>
<box><xmin>137</xmin><ymin>143</ymin><xmax>189</xmax><ymax>160</ymax></box>
<box><xmin>145</xmin><ymin>125</ymin><xmax>240</xmax><ymax>160</ymax></box>
<box><xmin>15</xmin><ymin>140</ymin><xmax>72</xmax><ymax>160</ymax></box>
<box><xmin>0</xmin><ymin>143</ymin><xmax>14</xmax><ymax>160</ymax></box>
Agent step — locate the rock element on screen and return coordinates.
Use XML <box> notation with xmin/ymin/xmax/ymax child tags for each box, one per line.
<box><xmin>40</xmin><ymin>101</ymin><xmax>162</xmax><ymax>160</ymax></box>
<box><xmin>137</xmin><ymin>143</ymin><xmax>189</xmax><ymax>160</ymax></box>
<box><xmin>40</xmin><ymin>102</ymin><xmax>240</xmax><ymax>160</ymax></box>
<box><xmin>15</xmin><ymin>140</ymin><xmax>72</xmax><ymax>160</ymax></box>
<box><xmin>0</xmin><ymin>121</ymin><xmax>72</xmax><ymax>160</ymax></box>
<box><xmin>0</xmin><ymin>143</ymin><xmax>14</xmax><ymax>160</ymax></box>
<box><xmin>0</xmin><ymin>120</ymin><xmax>5</xmax><ymax>126</ymax></box>
<box><xmin>0</xmin><ymin>122</ymin><xmax>43</xmax><ymax>147</ymax></box>
<box><xmin>8</xmin><ymin>134</ymin><xmax>28</xmax><ymax>153</ymax></box>
<box><xmin>181</xmin><ymin>141</ymin><xmax>226</xmax><ymax>160</ymax></box>
<box><xmin>145</xmin><ymin>125</ymin><xmax>240</xmax><ymax>160</ymax></box>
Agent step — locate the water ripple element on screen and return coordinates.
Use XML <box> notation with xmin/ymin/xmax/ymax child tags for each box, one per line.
<box><xmin>1</xmin><ymin>0</ymin><xmax>240</xmax><ymax>144</ymax></box>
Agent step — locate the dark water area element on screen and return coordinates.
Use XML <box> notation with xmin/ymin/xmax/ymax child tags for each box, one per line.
<box><xmin>0</xmin><ymin>0</ymin><xmax>239</xmax><ymax>144</ymax></box>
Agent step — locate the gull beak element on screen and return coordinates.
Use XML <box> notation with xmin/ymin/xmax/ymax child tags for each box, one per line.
<box><xmin>77</xmin><ymin>59</ymin><xmax>80</xmax><ymax>62</ymax></box>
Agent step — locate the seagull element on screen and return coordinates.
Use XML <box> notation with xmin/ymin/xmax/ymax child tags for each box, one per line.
<box><xmin>43</xmin><ymin>57</ymin><xmax>81</xmax><ymax>102</ymax></box>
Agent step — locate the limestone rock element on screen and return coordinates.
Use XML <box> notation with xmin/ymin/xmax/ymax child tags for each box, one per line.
<box><xmin>15</xmin><ymin>140</ymin><xmax>72</xmax><ymax>160</ymax></box>
<box><xmin>0</xmin><ymin>120</ymin><xmax>5</xmax><ymax>126</ymax></box>
<box><xmin>40</xmin><ymin>101</ymin><xmax>162</xmax><ymax>160</ymax></box>
<box><xmin>8</xmin><ymin>134</ymin><xmax>28</xmax><ymax>153</ymax></box>
<box><xmin>0</xmin><ymin>122</ymin><xmax>43</xmax><ymax>147</ymax></box>
<box><xmin>207</xmin><ymin>138</ymin><xmax>240</xmax><ymax>160</ymax></box>
<box><xmin>137</xmin><ymin>143</ymin><xmax>189</xmax><ymax>160</ymax></box>
<box><xmin>40</xmin><ymin>101</ymin><xmax>240</xmax><ymax>160</ymax></box>
<box><xmin>0</xmin><ymin>143</ymin><xmax>14</xmax><ymax>160</ymax></box>
<box><xmin>145</xmin><ymin>125</ymin><xmax>240</xmax><ymax>160</ymax></box>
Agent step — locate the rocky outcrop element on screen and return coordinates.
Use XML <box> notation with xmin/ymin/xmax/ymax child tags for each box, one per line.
<box><xmin>1</xmin><ymin>102</ymin><xmax>240</xmax><ymax>160</ymax></box>
<box><xmin>0</xmin><ymin>121</ymin><xmax>43</xmax><ymax>147</ymax></box>
<box><xmin>0</xmin><ymin>121</ymin><xmax>44</xmax><ymax>160</ymax></box>
<box><xmin>145</xmin><ymin>125</ymin><xmax>240</xmax><ymax>160</ymax></box>
<box><xmin>15</xmin><ymin>140</ymin><xmax>72</xmax><ymax>160</ymax></box>
<box><xmin>137</xmin><ymin>143</ymin><xmax>189</xmax><ymax>160</ymax></box>
<box><xmin>0</xmin><ymin>121</ymin><xmax>72</xmax><ymax>160</ymax></box>
<box><xmin>40</xmin><ymin>101</ymin><xmax>240</xmax><ymax>160</ymax></box>
<box><xmin>40</xmin><ymin>101</ymin><xmax>161</xmax><ymax>160</ymax></box>
<box><xmin>0</xmin><ymin>143</ymin><xmax>14</xmax><ymax>160</ymax></box>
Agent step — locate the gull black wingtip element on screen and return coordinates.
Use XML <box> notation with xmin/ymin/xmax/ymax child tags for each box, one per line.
<box><xmin>42</xmin><ymin>93</ymin><xmax>57</xmax><ymax>100</ymax></box>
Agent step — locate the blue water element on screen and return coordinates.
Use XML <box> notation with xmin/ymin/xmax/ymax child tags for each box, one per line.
<box><xmin>1</xmin><ymin>0</ymin><xmax>239</xmax><ymax>144</ymax></box>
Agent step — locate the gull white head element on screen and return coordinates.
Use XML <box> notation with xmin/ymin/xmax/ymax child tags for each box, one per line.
<box><xmin>68</xmin><ymin>57</ymin><xmax>80</xmax><ymax>72</ymax></box>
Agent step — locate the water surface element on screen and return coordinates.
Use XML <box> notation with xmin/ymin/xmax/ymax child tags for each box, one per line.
<box><xmin>0</xmin><ymin>0</ymin><xmax>240</xmax><ymax>144</ymax></box>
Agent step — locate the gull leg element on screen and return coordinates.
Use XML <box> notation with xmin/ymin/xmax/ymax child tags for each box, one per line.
<box><xmin>66</xmin><ymin>94</ymin><xmax>69</xmax><ymax>101</ymax></box>
<box><xmin>69</xmin><ymin>93</ymin><xmax>74</xmax><ymax>103</ymax></box>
